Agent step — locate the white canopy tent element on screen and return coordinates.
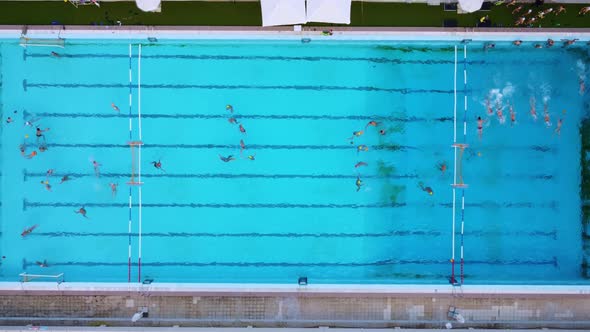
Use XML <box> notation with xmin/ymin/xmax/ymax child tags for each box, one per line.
<box><xmin>135</xmin><ymin>0</ymin><xmax>161</xmax><ymax>12</ymax></box>
<box><xmin>260</xmin><ymin>0</ymin><xmax>307</xmax><ymax>27</ymax></box>
<box><xmin>306</xmin><ymin>0</ymin><xmax>352</xmax><ymax>25</ymax></box>
<box><xmin>458</xmin><ymin>0</ymin><xmax>484</xmax><ymax>13</ymax></box>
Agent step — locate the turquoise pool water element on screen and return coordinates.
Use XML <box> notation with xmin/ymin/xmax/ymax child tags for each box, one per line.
<box><xmin>0</xmin><ymin>39</ymin><xmax>587</xmax><ymax>284</ymax></box>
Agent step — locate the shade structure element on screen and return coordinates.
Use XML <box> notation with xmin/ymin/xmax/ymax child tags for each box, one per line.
<box><xmin>306</xmin><ymin>0</ymin><xmax>352</xmax><ymax>24</ymax></box>
<box><xmin>458</xmin><ymin>0</ymin><xmax>484</xmax><ymax>13</ymax></box>
<box><xmin>260</xmin><ymin>0</ymin><xmax>307</xmax><ymax>27</ymax></box>
<box><xmin>135</xmin><ymin>0</ymin><xmax>161</xmax><ymax>12</ymax></box>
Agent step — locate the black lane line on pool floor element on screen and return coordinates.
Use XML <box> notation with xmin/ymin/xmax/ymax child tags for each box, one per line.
<box><xmin>23</xmin><ymin>110</ymin><xmax>454</xmax><ymax>122</ymax></box>
<box><xmin>23</xmin><ymin>51</ymin><xmax>560</xmax><ymax>67</ymax></box>
<box><xmin>29</xmin><ymin>230</ymin><xmax>557</xmax><ymax>239</ymax></box>
<box><xmin>22</xmin><ymin>171</ymin><xmax>419</xmax><ymax>181</ymax></box>
<box><xmin>39</xmin><ymin>143</ymin><xmax>556</xmax><ymax>152</ymax></box>
<box><xmin>22</xmin><ymin>200</ymin><xmax>558</xmax><ymax>210</ymax></box>
<box><xmin>21</xmin><ymin>257</ymin><xmax>558</xmax><ymax>268</ymax></box>
<box><xmin>21</xmin><ymin>171</ymin><xmax>554</xmax><ymax>181</ymax></box>
<box><xmin>22</xmin><ymin>80</ymin><xmax>459</xmax><ymax>94</ymax></box>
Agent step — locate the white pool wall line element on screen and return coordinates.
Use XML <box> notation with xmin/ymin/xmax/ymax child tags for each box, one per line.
<box><xmin>2</xmin><ymin>25</ymin><xmax>590</xmax><ymax>41</ymax></box>
<box><xmin>0</xmin><ymin>282</ymin><xmax>589</xmax><ymax>296</ymax></box>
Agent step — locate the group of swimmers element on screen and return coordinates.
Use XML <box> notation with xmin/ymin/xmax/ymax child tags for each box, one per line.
<box><xmin>477</xmin><ymin>97</ymin><xmax>564</xmax><ymax>140</ymax></box>
<box><xmin>219</xmin><ymin>105</ymin><xmax>255</xmax><ymax>163</ymax></box>
<box><xmin>349</xmin><ymin>121</ymin><xmax>386</xmax><ymax>192</ymax></box>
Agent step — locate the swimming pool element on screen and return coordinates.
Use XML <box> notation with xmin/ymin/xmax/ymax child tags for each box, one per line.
<box><xmin>0</xmin><ymin>34</ymin><xmax>588</xmax><ymax>285</ymax></box>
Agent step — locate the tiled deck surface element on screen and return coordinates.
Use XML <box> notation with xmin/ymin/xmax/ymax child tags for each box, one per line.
<box><xmin>0</xmin><ymin>292</ymin><xmax>589</xmax><ymax>328</ymax></box>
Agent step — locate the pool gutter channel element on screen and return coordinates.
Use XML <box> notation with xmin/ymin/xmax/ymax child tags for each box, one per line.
<box><xmin>3</xmin><ymin>25</ymin><xmax>590</xmax><ymax>41</ymax></box>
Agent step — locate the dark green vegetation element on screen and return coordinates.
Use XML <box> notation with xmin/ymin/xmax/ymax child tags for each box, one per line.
<box><xmin>0</xmin><ymin>1</ymin><xmax>589</xmax><ymax>27</ymax></box>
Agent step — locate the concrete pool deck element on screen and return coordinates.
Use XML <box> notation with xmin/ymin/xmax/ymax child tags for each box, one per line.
<box><xmin>0</xmin><ymin>286</ymin><xmax>589</xmax><ymax>328</ymax></box>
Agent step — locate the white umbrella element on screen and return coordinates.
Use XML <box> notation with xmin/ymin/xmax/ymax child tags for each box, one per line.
<box><xmin>260</xmin><ymin>0</ymin><xmax>307</xmax><ymax>27</ymax></box>
<box><xmin>135</xmin><ymin>0</ymin><xmax>161</xmax><ymax>12</ymax></box>
<box><xmin>458</xmin><ymin>0</ymin><xmax>484</xmax><ymax>13</ymax></box>
<box><xmin>306</xmin><ymin>0</ymin><xmax>352</xmax><ymax>24</ymax></box>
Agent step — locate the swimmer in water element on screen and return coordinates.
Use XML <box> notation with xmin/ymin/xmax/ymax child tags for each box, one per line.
<box><xmin>51</xmin><ymin>51</ymin><xmax>60</xmax><ymax>58</ymax></box>
<box><xmin>109</xmin><ymin>183</ymin><xmax>118</xmax><ymax>197</ymax></box>
<box><xmin>39</xmin><ymin>143</ymin><xmax>48</xmax><ymax>153</ymax></box>
<box><xmin>228</xmin><ymin>117</ymin><xmax>238</xmax><ymax>124</ymax></box>
<box><xmin>40</xmin><ymin>180</ymin><xmax>51</xmax><ymax>191</ymax></box>
<box><xmin>477</xmin><ymin>116</ymin><xmax>485</xmax><ymax>140</ymax></box>
<box><xmin>19</xmin><ymin>143</ymin><xmax>26</xmax><ymax>157</ymax></box>
<box><xmin>36</xmin><ymin>127</ymin><xmax>49</xmax><ymax>143</ymax></box>
<box><xmin>379</xmin><ymin>129</ymin><xmax>386</xmax><ymax>136</ymax></box>
<box><xmin>357</xmin><ymin>145</ymin><xmax>369</xmax><ymax>153</ymax></box>
<box><xmin>75</xmin><ymin>207</ymin><xmax>88</xmax><ymax>218</ymax></box>
<box><xmin>437</xmin><ymin>162</ymin><xmax>447</xmax><ymax>175</ymax></box>
<box><xmin>151</xmin><ymin>160</ymin><xmax>165</xmax><ymax>172</ymax></box>
<box><xmin>555</xmin><ymin>118</ymin><xmax>563</xmax><ymax>135</ymax></box>
<box><xmin>486</xmin><ymin>99</ymin><xmax>494</xmax><ymax>116</ymax></box>
<box><xmin>563</xmin><ymin>39</ymin><xmax>578</xmax><ymax>47</ymax></box>
<box><xmin>111</xmin><ymin>102</ymin><xmax>120</xmax><ymax>112</ymax></box>
<box><xmin>92</xmin><ymin>160</ymin><xmax>101</xmax><ymax>177</ymax></box>
<box><xmin>60</xmin><ymin>175</ymin><xmax>70</xmax><ymax>184</ymax></box>
<box><xmin>530</xmin><ymin>98</ymin><xmax>538</xmax><ymax>121</ymax></box>
<box><xmin>26</xmin><ymin>151</ymin><xmax>37</xmax><ymax>159</ymax></box>
<box><xmin>36</xmin><ymin>260</ymin><xmax>49</xmax><ymax>268</ymax></box>
<box><xmin>239</xmin><ymin>139</ymin><xmax>246</xmax><ymax>153</ymax></box>
<box><xmin>365</xmin><ymin>121</ymin><xmax>378</xmax><ymax>129</ymax></box>
<box><xmin>546</xmin><ymin>39</ymin><xmax>555</xmax><ymax>48</ymax></box>
<box><xmin>496</xmin><ymin>104</ymin><xmax>505</xmax><ymax>124</ymax></box>
<box><xmin>239</xmin><ymin>124</ymin><xmax>246</xmax><ymax>135</ymax></box>
<box><xmin>509</xmin><ymin>104</ymin><xmax>516</xmax><ymax>126</ymax></box>
<box><xmin>418</xmin><ymin>182</ymin><xmax>434</xmax><ymax>196</ymax></box>
<box><xmin>6</xmin><ymin>117</ymin><xmax>12</xmax><ymax>124</ymax></box>
<box><xmin>246</xmin><ymin>154</ymin><xmax>256</xmax><ymax>161</ymax></box>
<box><xmin>355</xmin><ymin>176</ymin><xmax>363</xmax><ymax>192</ymax></box>
<box><xmin>580</xmin><ymin>78</ymin><xmax>586</xmax><ymax>95</ymax></box>
<box><xmin>219</xmin><ymin>155</ymin><xmax>235</xmax><ymax>163</ymax></box>
<box><xmin>513</xmin><ymin>40</ymin><xmax>522</xmax><ymax>46</ymax></box>
<box><xmin>46</xmin><ymin>169</ymin><xmax>54</xmax><ymax>178</ymax></box>
<box><xmin>354</xmin><ymin>161</ymin><xmax>368</xmax><ymax>168</ymax></box>
<box><xmin>544</xmin><ymin>104</ymin><xmax>552</xmax><ymax>128</ymax></box>
<box><xmin>21</xmin><ymin>225</ymin><xmax>38</xmax><ymax>237</ymax></box>
<box><xmin>348</xmin><ymin>130</ymin><xmax>364</xmax><ymax>144</ymax></box>
<box><xmin>226</xmin><ymin>105</ymin><xmax>234</xmax><ymax>113</ymax></box>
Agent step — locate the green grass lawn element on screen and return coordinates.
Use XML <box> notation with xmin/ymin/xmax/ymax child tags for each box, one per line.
<box><xmin>0</xmin><ymin>1</ymin><xmax>589</xmax><ymax>27</ymax></box>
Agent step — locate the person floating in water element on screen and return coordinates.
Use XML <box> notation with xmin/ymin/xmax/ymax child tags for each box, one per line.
<box><xmin>477</xmin><ymin>116</ymin><xmax>485</xmax><ymax>140</ymax></box>
<box><xmin>40</xmin><ymin>180</ymin><xmax>51</xmax><ymax>192</ymax></box>
<box><xmin>21</xmin><ymin>225</ymin><xmax>38</xmax><ymax>237</ymax></box>
<box><xmin>239</xmin><ymin>139</ymin><xmax>246</xmax><ymax>153</ymax></box>
<box><xmin>355</xmin><ymin>176</ymin><xmax>363</xmax><ymax>192</ymax></box>
<box><xmin>239</xmin><ymin>124</ymin><xmax>246</xmax><ymax>135</ymax></box>
<box><xmin>151</xmin><ymin>160</ymin><xmax>165</xmax><ymax>172</ymax></box>
<box><xmin>348</xmin><ymin>130</ymin><xmax>364</xmax><ymax>144</ymax></box>
<box><xmin>26</xmin><ymin>151</ymin><xmax>38</xmax><ymax>159</ymax></box>
<box><xmin>226</xmin><ymin>105</ymin><xmax>234</xmax><ymax>113</ymax></box>
<box><xmin>419</xmin><ymin>182</ymin><xmax>434</xmax><ymax>196</ymax></box>
<box><xmin>111</xmin><ymin>102</ymin><xmax>120</xmax><ymax>112</ymax></box>
<box><xmin>355</xmin><ymin>161</ymin><xmax>368</xmax><ymax>168</ymax></box>
<box><xmin>91</xmin><ymin>160</ymin><xmax>101</xmax><ymax>177</ymax></box>
<box><xmin>219</xmin><ymin>155</ymin><xmax>235</xmax><ymax>163</ymax></box>
<box><xmin>365</xmin><ymin>121</ymin><xmax>378</xmax><ymax>129</ymax></box>
<box><xmin>60</xmin><ymin>175</ymin><xmax>71</xmax><ymax>184</ymax></box>
<box><xmin>555</xmin><ymin>118</ymin><xmax>563</xmax><ymax>136</ymax></box>
<box><xmin>357</xmin><ymin>144</ymin><xmax>369</xmax><ymax>153</ymax></box>
<box><xmin>109</xmin><ymin>183</ymin><xmax>118</xmax><ymax>197</ymax></box>
<box><xmin>36</xmin><ymin>127</ymin><xmax>49</xmax><ymax>143</ymax></box>
<box><xmin>75</xmin><ymin>207</ymin><xmax>88</xmax><ymax>218</ymax></box>
<box><xmin>36</xmin><ymin>260</ymin><xmax>49</xmax><ymax>268</ymax></box>
<box><xmin>437</xmin><ymin>162</ymin><xmax>447</xmax><ymax>175</ymax></box>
